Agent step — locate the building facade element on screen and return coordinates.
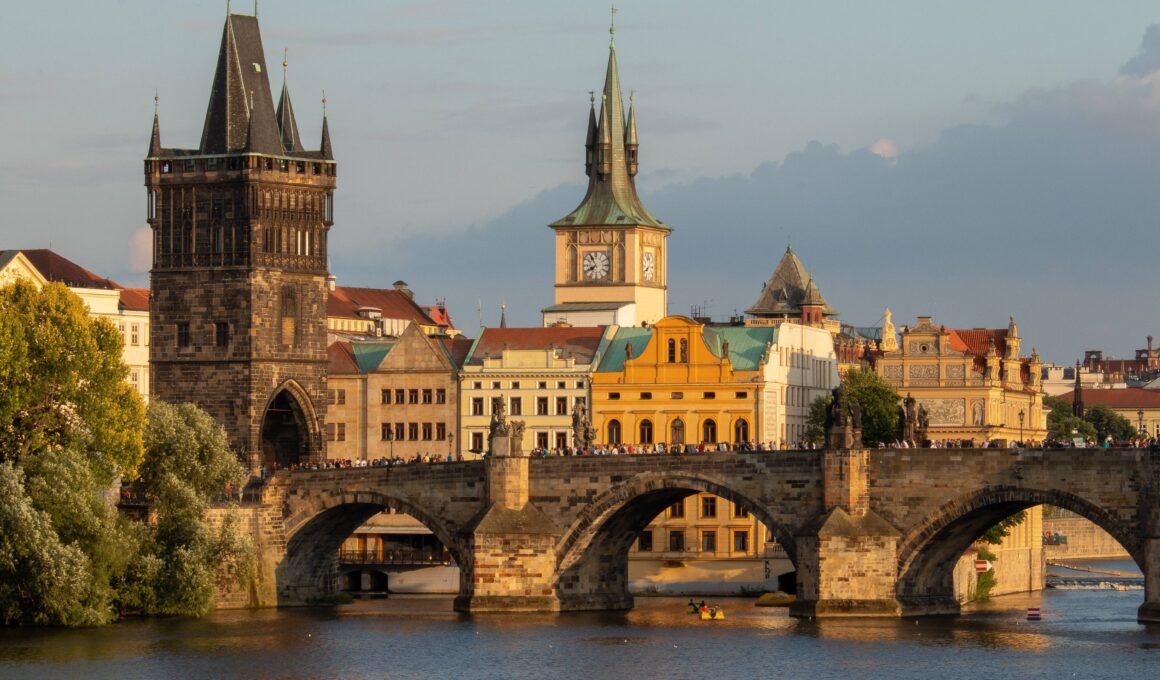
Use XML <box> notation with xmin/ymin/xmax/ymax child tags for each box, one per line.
<box><xmin>544</xmin><ymin>27</ymin><xmax>670</xmax><ymax>328</ymax></box>
<box><xmin>1056</xmin><ymin>387</ymin><xmax>1160</xmax><ymax>440</ymax></box>
<box><xmin>146</xmin><ymin>9</ymin><xmax>335</xmax><ymax>470</ymax></box>
<box><xmin>458</xmin><ymin>326</ymin><xmax>613</xmax><ymax>454</ymax></box>
<box><xmin>875</xmin><ymin>315</ymin><xmax>1047</xmax><ymax>445</ymax></box>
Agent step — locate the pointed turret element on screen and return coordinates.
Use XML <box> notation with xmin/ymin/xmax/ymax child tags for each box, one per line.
<box><xmin>320</xmin><ymin>110</ymin><xmax>333</xmax><ymax>161</ymax></box>
<box><xmin>585</xmin><ymin>94</ymin><xmax>598</xmax><ymax>177</ymax></box>
<box><xmin>747</xmin><ymin>245</ymin><xmax>838</xmax><ymax>320</ymax></box>
<box><xmin>200</xmin><ymin>13</ymin><xmax>283</xmax><ymax>155</ymax></box>
<box><xmin>625</xmin><ymin>93</ymin><xmax>639</xmax><ymax>176</ymax></box>
<box><xmin>276</xmin><ymin>50</ymin><xmax>304</xmax><ymax>153</ymax></box>
<box><xmin>148</xmin><ymin>110</ymin><xmax>162</xmax><ymax>157</ymax></box>
<box><xmin>551</xmin><ymin>20</ymin><xmax>666</xmax><ymax>231</ymax></box>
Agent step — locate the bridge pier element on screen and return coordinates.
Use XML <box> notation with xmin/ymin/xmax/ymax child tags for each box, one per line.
<box><xmin>790</xmin><ymin>448</ymin><xmax>903</xmax><ymax>618</ymax></box>
<box><xmin>1140</xmin><ymin>537</ymin><xmax>1160</xmax><ymax>623</ymax></box>
<box><xmin>453</xmin><ymin>444</ymin><xmax>563</xmax><ymax>613</ymax></box>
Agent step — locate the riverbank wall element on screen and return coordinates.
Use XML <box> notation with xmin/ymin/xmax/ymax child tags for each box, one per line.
<box><xmin>953</xmin><ymin>504</ymin><xmax>1045</xmax><ymax>602</ymax></box>
<box><xmin>1043</xmin><ymin>517</ymin><xmax>1130</xmax><ymax>559</ymax></box>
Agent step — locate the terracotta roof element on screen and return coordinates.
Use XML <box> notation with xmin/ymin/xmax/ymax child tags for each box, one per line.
<box><xmin>436</xmin><ymin>335</ymin><xmax>474</xmax><ymax>368</ymax></box>
<box><xmin>465</xmin><ymin>327</ymin><xmax>607</xmax><ymax>366</ymax></box>
<box><xmin>327</xmin><ymin>341</ymin><xmax>360</xmax><ymax>375</ymax></box>
<box><xmin>119</xmin><ymin>288</ymin><xmax>150</xmax><ymax>312</ymax></box>
<box><xmin>18</xmin><ymin>249</ymin><xmax>119</xmax><ymax>290</ymax></box>
<box><xmin>328</xmin><ymin>286</ymin><xmax>437</xmax><ymax>327</ymax></box>
<box><xmin>945</xmin><ymin>328</ymin><xmax>1009</xmax><ymax>357</ymax></box>
<box><xmin>1057</xmin><ymin>388</ymin><xmax>1160</xmax><ymax>409</ymax></box>
<box><xmin>420</xmin><ymin>305</ymin><xmax>457</xmax><ymax>331</ymax></box>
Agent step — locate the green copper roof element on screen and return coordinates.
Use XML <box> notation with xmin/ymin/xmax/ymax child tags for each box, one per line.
<box><xmin>707</xmin><ymin>327</ymin><xmax>778</xmax><ymax>372</ymax></box>
<box><xmin>595</xmin><ymin>326</ymin><xmax>654</xmax><ymax>373</ymax></box>
<box><xmin>351</xmin><ymin>341</ymin><xmax>395</xmax><ymax>373</ymax></box>
<box><xmin>550</xmin><ymin>41</ymin><xmax>667</xmax><ymax>232</ymax></box>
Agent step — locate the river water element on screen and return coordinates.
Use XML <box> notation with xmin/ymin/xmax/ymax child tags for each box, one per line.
<box><xmin>1</xmin><ymin>561</ymin><xmax>1156</xmax><ymax>680</ymax></box>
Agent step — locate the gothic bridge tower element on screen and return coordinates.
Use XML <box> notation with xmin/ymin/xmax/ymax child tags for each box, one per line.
<box><xmin>145</xmin><ymin>9</ymin><xmax>336</xmax><ymax>470</ymax></box>
<box><xmin>544</xmin><ymin>16</ymin><xmax>671</xmax><ymax>328</ymax></box>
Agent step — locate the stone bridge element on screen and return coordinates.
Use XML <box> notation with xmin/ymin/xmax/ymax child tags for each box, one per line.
<box><xmin>232</xmin><ymin>447</ymin><xmax>1160</xmax><ymax>622</ymax></box>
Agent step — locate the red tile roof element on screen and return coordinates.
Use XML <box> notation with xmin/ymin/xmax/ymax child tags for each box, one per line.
<box><xmin>327</xmin><ymin>341</ymin><xmax>360</xmax><ymax>375</ymax></box>
<box><xmin>421</xmin><ymin>305</ymin><xmax>457</xmax><ymax>331</ymax></box>
<box><xmin>436</xmin><ymin>335</ymin><xmax>474</xmax><ymax>368</ymax></box>
<box><xmin>19</xmin><ymin>249</ymin><xmax>120</xmax><ymax>290</ymax></box>
<box><xmin>466</xmin><ymin>327</ymin><xmax>607</xmax><ymax>366</ymax></box>
<box><xmin>945</xmin><ymin>328</ymin><xmax>1009</xmax><ymax>357</ymax></box>
<box><xmin>1057</xmin><ymin>388</ymin><xmax>1160</xmax><ymax>409</ymax></box>
<box><xmin>328</xmin><ymin>286</ymin><xmax>437</xmax><ymax>326</ymax></box>
<box><xmin>119</xmin><ymin>288</ymin><xmax>150</xmax><ymax>312</ymax></box>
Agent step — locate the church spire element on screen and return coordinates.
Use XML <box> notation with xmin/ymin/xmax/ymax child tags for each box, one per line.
<box><xmin>148</xmin><ymin>93</ymin><xmax>162</xmax><ymax>157</ymax></box>
<box><xmin>276</xmin><ymin>48</ymin><xmax>304</xmax><ymax>152</ymax></box>
<box><xmin>550</xmin><ymin>12</ymin><xmax>666</xmax><ymax>231</ymax></box>
<box><xmin>625</xmin><ymin>91</ymin><xmax>638</xmax><ymax>176</ymax></box>
<box><xmin>200</xmin><ymin>12</ymin><xmax>282</xmax><ymax>154</ymax></box>
<box><xmin>584</xmin><ymin>92</ymin><xmax>597</xmax><ymax>177</ymax></box>
<box><xmin>319</xmin><ymin>92</ymin><xmax>333</xmax><ymax>160</ymax></box>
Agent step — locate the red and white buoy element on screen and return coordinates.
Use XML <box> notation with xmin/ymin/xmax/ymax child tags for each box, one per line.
<box><xmin>1026</xmin><ymin>607</ymin><xmax>1041</xmax><ymax>621</ymax></box>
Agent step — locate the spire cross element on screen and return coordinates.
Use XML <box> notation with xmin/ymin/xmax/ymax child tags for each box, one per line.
<box><xmin>322</xmin><ymin>90</ymin><xmax>328</xmax><ymax>116</ymax></box>
<box><xmin>589</xmin><ymin>90</ymin><xmax>595</xmax><ymax>105</ymax></box>
<box><xmin>610</xmin><ymin>4</ymin><xmax>617</xmax><ymax>46</ymax></box>
<box><xmin>283</xmin><ymin>48</ymin><xmax>288</xmax><ymax>74</ymax></box>
<box><xmin>154</xmin><ymin>89</ymin><xmax>160</xmax><ymax>114</ymax></box>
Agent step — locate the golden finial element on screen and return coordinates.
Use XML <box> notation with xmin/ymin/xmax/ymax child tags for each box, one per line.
<box><xmin>589</xmin><ymin>90</ymin><xmax>595</xmax><ymax>105</ymax></box>
<box><xmin>630</xmin><ymin>89</ymin><xmax>635</xmax><ymax>105</ymax></box>
<box><xmin>154</xmin><ymin>89</ymin><xmax>159</xmax><ymax>114</ymax></box>
<box><xmin>322</xmin><ymin>90</ymin><xmax>328</xmax><ymax>116</ymax></box>
<box><xmin>283</xmin><ymin>48</ymin><xmax>288</xmax><ymax>74</ymax></box>
<box><xmin>610</xmin><ymin>4</ymin><xmax>617</xmax><ymax>46</ymax></box>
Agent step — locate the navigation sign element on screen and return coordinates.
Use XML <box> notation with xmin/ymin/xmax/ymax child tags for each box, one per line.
<box><xmin>974</xmin><ymin>559</ymin><xmax>993</xmax><ymax>573</ymax></box>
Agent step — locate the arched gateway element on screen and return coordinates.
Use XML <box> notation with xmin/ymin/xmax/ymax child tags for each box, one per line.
<box><xmin>259</xmin><ymin>381</ymin><xmax>322</xmax><ymax>470</ymax></box>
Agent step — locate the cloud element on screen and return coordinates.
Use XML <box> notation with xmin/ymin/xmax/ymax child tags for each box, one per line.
<box><xmin>334</xmin><ymin>26</ymin><xmax>1160</xmax><ymax>361</ymax></box>
<box><xmin>129</xmin><ymin>226</ymin><xmax>152</xmax><ymax>273</ymax></box>
<box><xmin>1120</xmin><ymin>24</ymin><xmax>1160</xmax><ymax>76</ymax></box>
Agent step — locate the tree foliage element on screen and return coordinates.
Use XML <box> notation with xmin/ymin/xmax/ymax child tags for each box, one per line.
<box><xmin>0</xmin><ymin>280</ymin><xmax>144</xmax><ymax>480</ymax></box>
<box><xmin>1043</xmin><ymin>395</ymin><xmax>1096</xmax><ymax>442</ymax></box>
<box><xmin>1083</xmin><ymin>405</ymin><xmax>1137</xmax><ymax>442</ymax></box>
<box><xmin>805</xmin><ymin>370</ymin><xmax>901</xmax><ymax>447</ymax></box>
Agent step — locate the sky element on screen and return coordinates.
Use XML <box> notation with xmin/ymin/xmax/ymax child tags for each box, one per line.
<box><xmin>1</xmin><ymin>1</ymin><xmax>1159</xmax><ymax>363</ymax></box>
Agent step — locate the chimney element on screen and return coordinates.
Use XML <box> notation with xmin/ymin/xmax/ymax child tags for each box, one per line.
<box><xmin>326</xmin><ymin>273</ymin><xmax>337</xmax><ymax>291</ymax></box>
<box><xmin>1149</xmin><ymin>335</ymin><xmax>1155</xmax><ymax>367</ymax></box>
<box><xmin>392</xmin><ymin>280</ymin><xmax>414</xmax><ymax>299</ymax></box>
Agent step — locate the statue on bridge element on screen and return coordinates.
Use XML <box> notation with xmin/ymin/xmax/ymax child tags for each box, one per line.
<box><xmin>898</xmin><ymin>393</ymin><xmax>924</xmax><ymax>447</ymax></box>
<box><xmin>825</xmin><ymin>384</ymin><xmax>863</xmax><ymax>449</ymax></box>
<box><xmin>572</xmin><ymin>400</ymin><xmax>595</xmax><ymax>451</ymax></box>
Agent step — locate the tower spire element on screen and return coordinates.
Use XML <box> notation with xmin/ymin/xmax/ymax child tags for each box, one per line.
<box><xmin>319</xmin><ymin>91</ymin><xmax>333</xmax><ymax>160</ymax></box>
<box><xmin>201</xmin><ymin>11</ymin><xmax>282</xmax><ymax>154</ymax></box>
<box><xmin>275</xmin><ymin>47</ymin><xmax>304</xmax><ymax>152</ymax></box>
<box><xmin>148</xmin><ymin>92</ymin><xmax>162</xmax><ymax>157</ymax></box>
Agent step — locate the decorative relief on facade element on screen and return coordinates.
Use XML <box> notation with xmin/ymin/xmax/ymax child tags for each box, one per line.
<box><xmin>909</xmin><ymin>364</ymin><xmax>938</xmax><ymax>380</ymax></box>
<box><xmin>908</xmin><ymin>341</ymin><xmax>936</xmax><ymax>355</ymax></box>
<box><xmin>971</xmin><ymin>399</ymin><xmax>985</xmax><ymax>426</ymax></box>
<box><xmin>946</xmin><ymin>364</ymin><xmax>965</xmax><ymax>379</ymax></box>
<box><xmin>918</xmin><ymin>398</ymin><xmax>965</xmax><ymax>426</ymax></box>
<box><xmin>883</xmin><ymin>365</ymin><xmax>903</xmax><ymax>380</ymax></box>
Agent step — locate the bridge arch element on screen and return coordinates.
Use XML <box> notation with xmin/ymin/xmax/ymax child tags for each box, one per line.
<box><xmin>277</xmin><ymin>489</ymin><xmax>462</xmax><ymax>605</ymax></box>
<box><xmin>895</xmin><ymin>485</ymin><xmax>1142</xmax><ymax>613</ymax></box>
<box><xmin>553</xmin><ymin>471</ymin><xmax>794</xmax><ymax>609</ymax></box>
<box><xmin>259</xmin><ymin>379</ymin><xmax>321</xmax><ymax>469</ymax></box>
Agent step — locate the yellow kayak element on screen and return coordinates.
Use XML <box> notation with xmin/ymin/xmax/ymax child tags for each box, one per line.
<box><xmin>700</xmin><ymin>609</ymin><xmax>725</xmax><ymax>620</ymax></box>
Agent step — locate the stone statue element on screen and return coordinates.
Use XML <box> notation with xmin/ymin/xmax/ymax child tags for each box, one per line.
<box><xmin>916</xmin><ymin>404</ymin><xmax>930</xmax><ymax>446</ymax></box>
<box><xmin>625</xmin><ymin>341</ymin><xmax>634</xmax><ymax>360</ymax></box>
<box><xmin>490</xmin><ymin>397</ymin><xmax>508</xmax><ymax>436</ymax></box>
<box><xmin>508</xmin><ymin>420</ymin><xmax>526</xmax><ymax>456</ymax></box>
<box><xmin>488</xmin><ymin>397</ymin><xmax>509</xmax><ymax>455</ymax></box>
<box><xmin>722</xmin><ymin>340</ymin><xmax>730</xmax><ymax>359</ymax></box>
<box><xmin>572</xmin><ymin>400</ymin><xmax>594</xmax><ymax>450</ymax></box>
<box><xmin>899</xmin><ymin>393</ymin><xmax>919</xmax><ymax>446</ymax></box>
<box><xmin>825</xmin><ymin>384</ymin><xmax>862</xmax><ymax>449</ymax></box>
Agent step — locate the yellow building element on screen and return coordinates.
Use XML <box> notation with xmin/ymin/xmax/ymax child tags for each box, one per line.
<box><xmin>875</xmin><ymin>315</ymin><xmax>1047</xmax><ymax>445</ymax></box>
<box><xmin>326</xmin><ymin>324</ymin><xmax>470</xmax><ymax>461</ymax></box>
<box><xmin>1055</xmin><ymin>388</ymin><xmax>1160</xmax><ymax>441</ymax></box>
<box><xmin>543</xmin><ymin>25</ymin><xmax>670</xmax><ymax>328</ymax></box>
<box><xmin>458</xmin><ymin>326</ymin><xmax>615</xmax><ymax>453</ymax></box>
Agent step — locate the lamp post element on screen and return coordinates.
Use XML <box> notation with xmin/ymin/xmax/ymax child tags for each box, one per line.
<box><xmin>1018</xmin><ymin>408</ymin><xmax>1025</xmax><ymax>447</ymax></box>
<box><xmin>386</xmin><ymin>428</ymin><xmax>394</xmax><ymax>460</ymax></box>
<box><xmin>448</xmin><ymin>433</ymin><xmax>455</xmax><ymax>461</ymax></box>
<box><xmin>1138</xmin><ymin>409</ymin><xmax>1145</xmax><ymax>440</ymax></box>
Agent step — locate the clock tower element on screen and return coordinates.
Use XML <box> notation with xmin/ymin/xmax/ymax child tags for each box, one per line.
<box><xmin>543</xmin><ymin>20</ymin><xmax>670</xmax><ymax>328</ymax></box>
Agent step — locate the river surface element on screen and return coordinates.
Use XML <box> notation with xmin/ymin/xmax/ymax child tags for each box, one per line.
<box><xmin>1</xmin><ymin>561</ymin><xmax>1156</xmax><ymax>680</ymax></box>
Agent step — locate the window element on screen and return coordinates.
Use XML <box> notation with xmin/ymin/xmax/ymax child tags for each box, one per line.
<box><xmin>536</xmin><ymin>397</ymin><xmax>549</xmax><ymax>415</ymax></box>
<box><xmin>176</xmin><ymin>322</ymin><xmax>190</xmax><ymax>348</ymax></box>
<box><xmin>422</xmin><ymin>389</ymin><xmax>433</xmax><ymax>404</ymax></box>
<box><xmin>395</xmin><ymin>389</ymin><xmax>405</xmax><ymax>404</ymax></box>
<box><xmin>492</xmin><ymin>381</ymin><xmax>501</xmax><ymax>389</ymax></box>
<box><xmin>538</xmin><ymin>382</ymin><xmax>547</xmax><ymax>389</ymax></box>
<box><xmin>381</xmin><ymin>389</ymin><xmax>392</xmax><ymax>404</ymax></box>
<box><xmin>472</xmin><ymin>398</ymin><xmax>484</xmax><ymax>416</ymax></box>
<box><xmin>408</xmin><ymin>423</ymin><xmax>419</xmax><ymax>441</ymax></box>
<box><xmin>555</xmin><ymin>432</ymin><xmax>568</xmax><ymax>449</ymax></box>
<box><xmin>556</xmin><ymin>396</ymin><xmax>568</xmax><ymax>414</ymax></box>
<box><xmin>609</xmin><ymin>392</ymin><xmax>621</xmax><ymax>401</ymax></box>
<box><xmin>734</xmin><ymin>419</ymin><xmax>750</xmax><ymax>443</ymax></box>
<box><xmin>436</xmin><ymin>423</ymin><xmax>446</xmax><ymax>440</ymax></box>
<box><xmin>331</xmin><ymin>389</ymin><xmax>346</xmax><ymax>406</ymax></box>
<box><xmin>607</xmin><ymin>419</ymin><xmax>621</xmax><ymax>445</ymax></box>
<box><xmin>510</xmin><ymin>397</ymin><xmax>522</xmax><ymax>416</ymax></box>
<box><xmin>408</xmin><ymin>389</ymin><xmax>419</xmax><ymax>404</ymax></box>
<box><xmin>511</xmin><ymin>381</ymin><xmax>520</xmax><ymax>390</ymax></box>
<box><xmin>671</xmin><ymin>392</ymin><xmax>684</xmax><ymax>400</ymax></box>
<box><xmin>131</xmin><ymin>324</ymin><xmax>140</xmax><ymax>346</ymax></box>
<box><xmin>394</xmin><ymin>422</ymin><xmax>405</xmax><ymax>441</ymax></box>
<box><xmin>336</xmin><ymin>423</ymin><xmax>346</xmax><ymax>442</ymax></box>
<box><xmin>491</xmin><ymin>396</ymin><xmax>503</xmax><ymax>414</ymax></box>
<box><xmin>733</xmin><ymin>530</ymin><xmax>749</xmax><ymax>553</ymax></box>
<box><xmin>557</xmin><ymin>381</ymin><xmax>567</xmax><ymax>389</ymax></box>
<box><xmin>215</xmin><ymin>322</ymin><xmax>229</xmax><ymax>348</ymax></box>
<box><xmin>381</xmin><ymin>423</ymin><xmax>392</xmax><ymax>440</ymax></box>
<box><xmin>436</xmin><ymin>389</ymin><xmax>447</xmax><ymax>404</ymax></box>
<box><xmin>679</xmin><ymin>339</ymin><xmax>688</xmax><ymax>363</ymax></box>
<box><xmin>735</xmin><ymin>392</ymin><xmax>747</xmax><ymax>399</ymax></box>
<box><xmin>281</xmin><ymin>287</ymin><xmax>297</xmax><ymax>347</ymax></box>
<box><xmin>471</xmin><ymin>432</ymin><xmax>484</xmax><ymax>451</ymax></box>
<box><xmin>639</xmin><ymin>419</ymin><xmax>653</xmax><ymax>444</ymax></box>
<box><xmin>536</xmin><ymin>432</ymin><xmax>549</xmax><ymax>449</ymax></box>
<box><xmin>701</xmin><ymin>496</ymin><xmax>717</xmax><ymax>518</ymax></box>
<box><xmin>701</xmin><ymin>530</ymin><xmax>717</xmax><ymax>553</ymax></box>
<box><xmin>473</xmin><ymin>381</ymin><xmax>482</xmax><ymax>389</ymax></box>
<box><xmin>702</xmin><ymin>419</ymin><xmax>717</xmax><ymax>444</ymax></box>
<box><xmin>641</xmin><ymin>392</ymin><xmax>652</xmax><ymax>400</ymax></box>
<box><xmin>637</xmin><ymin>531</ymin><xmax>653</xmax><ymax>552</ymax></box>
<box><xmin>130</xmin><ymin>370</ymin><xmax>139</xmax><ymax>388</ymax></box>
<box><xmin>669</xmin><ymin>501</ymin><xmax>685</xmax><ymax>518</ymax></box>
<box><xmin>668</xmin><ymin>531</ymin><xmax>685</xmax><ymax>552</ymax></box>
<box><xmin>326</xmin><ymin>423</ymin><xmax>335</xmax><ymax>441</ymax></box>
<box><xmin>576</xmin><ymin>381</ymin><xmax>585</xmax><ymax>389</ymax></box>
<box><xmin>667</xmin><ymin>338</ymin><xmax>676</xmax><ymax>363</ymax></box>
<box><xmin>703</xmin><ymin>392</ymin><xmax>716</xmax><ymax>400</ymax></box>
<box><xmin>733</xmin><ymin>504</ymin><xmax>750</xmax><ymax>519</ymax></box>
<box><xmin>422</xmin><ymin>423</ymin><xmax>433</xmax><ymax>440</ymax></box>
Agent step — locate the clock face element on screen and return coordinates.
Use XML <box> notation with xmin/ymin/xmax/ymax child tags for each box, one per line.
<box><xmin>642</xmin><ymin>251</ymin><xmax>656</xmax><ymax>282</ymax></box>
<box><xmin>583</xmin><ymin>251</ymin><xmax>610</xmax><ymax>280</ymax></box>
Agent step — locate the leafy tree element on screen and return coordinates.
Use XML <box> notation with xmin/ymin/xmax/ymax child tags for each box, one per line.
<box><xmin>805</xmin><ymin>370</ymin><xmax>900</xmax><ymax>447</ymax></box>
<box><xmin>133</xmin><ymin>402</ymin><xmax>252</xmax><ymax>617</ymax></box>
<box><xmin>1083</xmin><ymin>405</ymin><xmax>1137</xmax><ymax>442</ymax></box>
<box><xmin>980</xmin><ymin>511</ymin><xmax>1027</xmax><ymax>545</ymax></box>
<box><xmin>0</xmin><ymin>280</ymin><xmax>144</xmax><ymax>481</ymax></box>
<box><xmin>1044</xmin><ymin>395</ymin><xmax>1095</xmax><ymax>443</ymax></box>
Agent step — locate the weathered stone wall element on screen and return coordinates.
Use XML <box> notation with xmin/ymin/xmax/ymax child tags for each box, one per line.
<box><xmin>1044</xmin><ymin>517</ymin><xmax>1131</xmax><ymax>559</ymax></box>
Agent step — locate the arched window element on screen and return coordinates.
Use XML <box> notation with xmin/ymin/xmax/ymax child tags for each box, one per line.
<box><xmin>281</xmin><ymin>286</ymin><xmax>298</xmax><ymax>347</ymax></box>
<box><xmin>639</xmin><ymin>419</ymin><xmax>654</xmax><ymax>444</ymax></box>
<box><xmin>734</xmin><ymin>418</ymin><xmax>749</xmax><ymax>444</ymax></box>
<box><xmin>671</xmin><ymin>418</ymin><xmax>685</xmax><ymax>447</ymax></box>
<box><xmin>702</xmin><ymin>418</ymin><xmax>717</xmax><ymax>444</ymax></box>
<box><xmin>667</xmin><ymin>339</ymin><xmax>676</xmax><ymax>363</ymax></box>
<box><xmin>679</xmin><ymin>339</ymin><xmax>688</xmax><ymax>363</ymax></box>
<box><xmin>608</xmin><ymin>419</ymin><xmax>622</xmax><ymax>445</ymax></box>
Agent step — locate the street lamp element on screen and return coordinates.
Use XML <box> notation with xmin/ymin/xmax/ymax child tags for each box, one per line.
<box><xmin>448</xmin><ymin>433</ymin><xmax>455</xmax><ymax>460</ymax></box>
<box><xmin>1138</xmin><ymin>409</ymin><xmax>1145</xmax><ymax>439</ymax></box>
<box><xmin>1018</xmin><ymin>409</ymin><xmax>1025</xmax><ymax>447</ymax></box>
<box><xmin>386</xmin><ymin>428</ymin><xmax>395</xmax><ymax>460</ymax></box>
